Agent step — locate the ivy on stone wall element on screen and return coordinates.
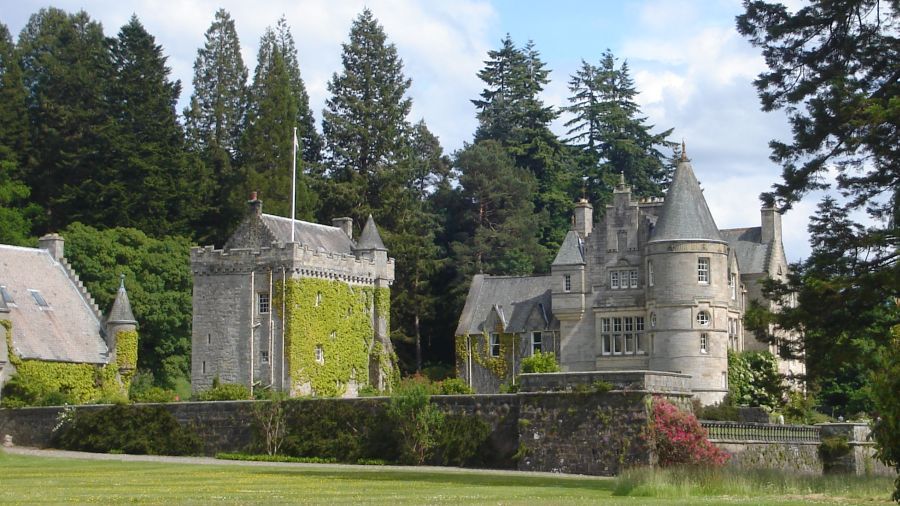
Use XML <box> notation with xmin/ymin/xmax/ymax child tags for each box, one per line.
<box><xmin>456</xmin><ymin>332</ymin><xmax>516</xmax><ymax>380</ymax></box>
<box><xmin>2</xmin><ymin>320</ymin><xmax>126</xmax><ymax>406</ymax></box>
<box><xmin>274</xmin><ymin>278</ymin><xmax>394</xmax><ymax>397</ymax></box>
<box><xmin>115</xmin><ymin>329</ymin><xmax>138</xmax><ymax>387</ymax></box>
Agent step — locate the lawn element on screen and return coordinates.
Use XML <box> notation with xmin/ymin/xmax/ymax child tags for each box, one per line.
<box><xmin>0</xmin><ymin>451</ymin><xmax>894</xmax><ymax>505</ymax></box>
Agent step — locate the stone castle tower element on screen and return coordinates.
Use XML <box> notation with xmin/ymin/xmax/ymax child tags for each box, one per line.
<box><xmin>191</xmin><ymin>194</ymin><xmax>396</xmax><ymax>397</ymax></box>
<box><xmin>457</xmin><ymin>153</ymin><xmax>801</xmax><ymax>405</ymax></box>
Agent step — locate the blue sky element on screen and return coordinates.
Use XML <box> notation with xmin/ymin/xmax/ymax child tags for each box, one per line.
<box><xmin>4</xmin><ymin>0</ymin><xmax>823</xmax><ymax>261</ymax></box>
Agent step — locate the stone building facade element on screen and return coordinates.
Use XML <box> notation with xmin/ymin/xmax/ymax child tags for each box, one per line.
<box><xmin>191</xmin><ymin>194</ymin><xmax>396</xmax><ymax>397</ymax></box>
<box><xmin>456</xmin><ymin>155</ymin><xmax>803</xmax><ymax>405</ymax></box>
<box><xmin>0</xmin><ymin>234</ymin><xmax>137</xmax><ymax>403</ymax></box>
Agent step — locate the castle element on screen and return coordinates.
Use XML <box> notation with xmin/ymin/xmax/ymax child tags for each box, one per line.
<box><xmin>0</xmin><ymin>234</ymin><xmax>137</xmax><ymax>404</ymax></box>
<box><xmin>190</xmin><ymin>194</ymin><xmax>396</xmax><ymax>397</ymax></box>
<box><xmin>455</xmin><ymin>154</ymin><xmax>803</xmax><ymax>405</ymax></box>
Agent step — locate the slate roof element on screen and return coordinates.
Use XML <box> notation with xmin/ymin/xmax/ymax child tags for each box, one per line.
<box><xmin>719</xmin><ymin>227</ymin><xmax>770</xmax><ymax>275</ymax></box>
<box><xmin>552</xmin><ymin>230</ymin><xmax>585</xmax><ymax>265</ymax></box>
<box><xmin>650</xmin><ymin>159</ymin><xmax>724</xmax><ymax>243</ymax></box>
<box><xmin>356</xmin><ymin>215</ymin><xmax>387</xmax><ymax>251</ymax></box>
<box><xmin>107</xmin><ymin>275</ymin><xmax>136</xmax><ymax>324</ymax></box>
<box><xmin>261</xmin><ymin>214</ymin><xmax>355</xmax><ymax>254</ymax></box>
<box><xmin>0</xmin><ymin>245</ymin><xmax>108</xmax><ymax>364</ymax></box>
<box><xmin>455</xmin><ymin>274</ymin><xmax>556</xmax><ymax>336</ymax></box>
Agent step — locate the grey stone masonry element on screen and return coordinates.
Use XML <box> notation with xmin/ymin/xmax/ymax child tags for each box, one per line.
<box><xmin>457</xmin><ymin>154</ymin><xmax>802</xmax><ymax>405</ymax></box>
<box><xmin>191</xmin><ymin>195</ymin><xmax>395</xmax><ymax>397</ymax></box>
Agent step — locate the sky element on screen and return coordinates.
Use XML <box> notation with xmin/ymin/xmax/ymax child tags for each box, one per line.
<box><xmin>4</xmin><ymin>0</ymin><xmax>822</xmax><ymax>261</ymax></box>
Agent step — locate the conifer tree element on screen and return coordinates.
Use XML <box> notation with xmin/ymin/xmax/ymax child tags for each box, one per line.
<box><xmin>565</xmin><ymin>51</ymin><xmax>674</xmax><ymax>201</ymax></box>
<box><xmin>109</xmin><ymin>15</ymin><xmax>196</xmax><ymax>237</ymax></box>
<box><xmin>0</xmin><ymin>23</ymin><xmax>29</xmax><ymax>171</ymax></box>
<box><xmin>321</xmin><ymin>8</ymin><xmax>412</xmax><ymax>221</ymax></box>
<box><xmin>184</xmin><ymin>8</ymin><xmax>248</xmax><ymax>243</ymax></box>
<box><xmin>252</xmin><ymin>17</ymin><xmax>322</xmax><ymax>165</ymax></box>
<box><xmin>18</xmin><ymin>8</ymin><xmax>118</xmax><ymax>231</ymax></box>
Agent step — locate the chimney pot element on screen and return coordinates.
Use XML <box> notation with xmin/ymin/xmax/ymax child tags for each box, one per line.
<box><xmin>332</xmin><ymin>217</ymin><xmax>354</xmax><ymax>240</ymax></box>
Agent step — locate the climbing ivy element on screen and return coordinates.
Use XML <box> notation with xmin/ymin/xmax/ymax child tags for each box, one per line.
<box><xmin>115</xmin><ymin>329</ymin><xmax>138</xmax><ymax>387</ymax></box>
<box><xmin>274</xmin><ymin>278</ymin><xmax>394</xmax><ymax>397</ymax></box>
<box><xmin>455</xmin><ymin>332</ymin><xmax>516</xmax><ymax>380</ymax></box>
<box><xmin>2</xmin><ymin>320</ymin><xmax>125</xmax><ymax>405</ymax></box>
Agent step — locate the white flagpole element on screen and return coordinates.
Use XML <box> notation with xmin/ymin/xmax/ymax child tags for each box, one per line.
<box><xmin>291</xmin><ymin>127</ymin><xmax>297</xmax><ymax>242</ymax></box>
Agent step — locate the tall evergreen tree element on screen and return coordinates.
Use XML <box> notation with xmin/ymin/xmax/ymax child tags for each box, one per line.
<box><xmin>0</xmin><ymin>23</ymin><xmax>29</xmax><ymax>170</ymax></box>
<box><xmin>252</xmin><ymin>17</ymin><xmax>322</xmax><ymax>165</ymax></box>
<box><xmin>565</xmin><ymin>51</ymin><xmax>674</xmax><ymax>201</ymax></box>
<box><xmin>472</xmin><ymin>36</ymin><xmax>571</xmax><ymax>265</ymax></box>
<box><xmin>184</xmin><ymin>8</ymin><xmax>248</xmax><ymax>243</ymax></box>
<box><xmin>18</xmin><ymin>8</ymin><xmax>117</xmax><ymax>231</ymax></box>
<box><xmin>242</xmin><ymin>45</ymin><xmax>314</xmax><ymax>219</ymax></box>
<box><xmin>109</xmin><ymin>15</ymin><xmax>196</xmax><ymax>237</ymax></box>
<box><xmin>321</xmin><ymin>8</ymin><xmax>412</xmax><ymax>221</ymax></box>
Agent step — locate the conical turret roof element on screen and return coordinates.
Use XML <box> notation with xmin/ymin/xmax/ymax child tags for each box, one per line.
<box><xmin>552</xmin><ymin>230</ymin><xmax>585</xmax><ymax>265</ymax></box>
<box><xmin>355</xmin><ymin>215</ymin><xmax>387</xmax><ymax>251</ymax></box>
<box><xmin>650</xmin><ymin>157</ymin><xmax>724</xmax><ymax>243</ymax></box>
<box><xmin>107</xmin><ymin>274</ymin><xmax>136</xmax><ymax>324</ymax></box>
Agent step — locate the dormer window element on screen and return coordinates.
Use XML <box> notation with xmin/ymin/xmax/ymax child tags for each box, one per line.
<box><xmin>0</xmin><ymin>285</ymin><xmax>14</xmax><ymax>305</ymax></box>
<box><xmin>29</xmin><ymin>289</ymin><xmax>50</xmax><ymax>309</ymax></box>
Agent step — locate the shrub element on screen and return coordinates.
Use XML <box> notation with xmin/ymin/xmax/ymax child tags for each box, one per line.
<box><xmin>781</xmin><ymin>390</ymin><xmax>830</xmax><ymax>425</ymax></box>
<box><xmin>520</xmin><ymin>351</ymin><xmax>560</xmax><ymax>373</ymax></box>
<box><xmin>388</xmin><ymin>379</ymin><xmax>444</xmax><ymax>465</ymax></box>
<box><xmin>131</xmin><ymin>386</ymin><xmax>179</xmax><ymax>404</ymax></box>
<box><xmin>433</xmin><ymin>378</ymin><xmax>473</xmax><ymax>395</ymax></box>
<box><xmin>819</xmin><ymin>435</ymin><xmax>851</xmax><ymax>463</ymax></box>
<box><xmin>870</xmin><ymin>321</ymin><xmax>900</xmax><ymax>501</ymax></box>
<box><xmin>695</xmin><ymin>398</ymin><xmax>740</xmax><ymax>421</ymax></box>
<box><xmin>251</xmin><ymin>398</ymin><xmax>287</xmax><ymax>456</ymax></box>
<box><xmin>195</xmin><ymin>382</ymin><xmax>250</xmax><ymax>401</ymax></box>
<box><xmin>728</xmin><ymin>350</ymin><xmax>784</xmax><ymax>411</ymax></box>
<box><xmin>279</xmin><ymin>400</ymin><xmax>396</xmax><ymax>463</ymax></box>
<box><xmin>52</xmin><ymin>404</ymin><xmax>201</xmax><ymax>455</ymax></box>
<box><xmin>432</xmin><ymin>414</ymin><xmax>491</xmax><ymax>466</ymax></box>
<box><xmin>648</xmin><ymin>397</ymin><xmax>729</xmax><ymax>467</ymax></box>
<box><xmin>592</xmin><ymin>380</ymin><xmax>613</xmax><ymax>393</ymax></box>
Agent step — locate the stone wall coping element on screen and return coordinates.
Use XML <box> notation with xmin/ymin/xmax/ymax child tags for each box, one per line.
<box><xmin>519</xmin><ymin>370</ymin><xmax>691</xmax><ymax>379</ymax></box>
<box><xmin>709</xmin><ymin>439</ymin><xmax>821</xmax><ymax>445</ymax></box>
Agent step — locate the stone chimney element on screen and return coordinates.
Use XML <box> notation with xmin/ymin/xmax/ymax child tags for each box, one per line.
<box><xmin>38</xmin><ymin>233</ymin><xmax>64</xmax><ymax>261</ymax></box>
<box><xmin>248</xmin><ymin>191</ymin><xmax>262</xmax><ymax>216</ymax></box>
<box><xmin>573</xmin><ymin>199</ymin><xmax>593</xmax><ymax>238</ymax></box>
<box><xmin>332</xmin><ymin>217</ymin><xmax>353</xmax><ymax>240</ymax></box>
<box><xmin>761</xmin><ymin>207</ymin><xmax>782</xmax><ymax>244</ymax></box>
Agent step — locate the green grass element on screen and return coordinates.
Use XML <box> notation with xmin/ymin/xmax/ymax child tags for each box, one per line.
<box><xmin>0</xmin><ymin>451</ymin><xmax>894</xmax><ymax>505</ymax></box>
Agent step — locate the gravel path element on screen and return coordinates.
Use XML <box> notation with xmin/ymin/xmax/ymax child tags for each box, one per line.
<box><xmin>3</xmin><ymin>446</ymin><xmax>608</xmax><ymax>481</ymax></box>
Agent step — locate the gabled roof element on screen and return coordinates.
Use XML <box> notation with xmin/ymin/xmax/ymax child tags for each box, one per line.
<box><xmin>552</xmin><ymin>230</ymin><xmax>585</xmax><ymax>265</ymax></box>
<box><xmin>720</xmin><ymin>227</ymin><xmax>771</xmax><ymax>275</ymax></box>
<box><xmin>355</xmin><ymin>215</ymin><xmax>387</xmax><ymax>251</ymax></box>
<box><xmin>107</xmin><ymin>275</ymin><xmax>136</xmax><ymax>324</ymax></box>
<box><xmin>0</xmin><ymin>245</ymin><xmax>108</xmax><ymax>364</ymax></box>
<box><xmin>650</xmin><ymin>159</ymin><xmax>724</xmax><ymax>243</ymax></box>
<box><xmin>260</xmin><ymin>214</ymin><xmax>355</xmax><ymax>254</ymax></box>
<box><xmin>455</xmin><ymin>274</ymin><xmax>557</xmax><ymax>336</ymax></box>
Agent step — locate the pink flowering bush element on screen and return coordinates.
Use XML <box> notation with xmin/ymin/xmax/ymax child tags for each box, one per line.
<box><xmin>649</xmin><ymin>397</ymin><xmax>729</xmax><ymax>467</ymax></box>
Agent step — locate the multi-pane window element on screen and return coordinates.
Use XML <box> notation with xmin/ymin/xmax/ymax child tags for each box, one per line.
<box><xmin>489</xmin><ymin>333</ymin><xmax>501</xmax><ymax>357</ymax></box>
<box><xmin>0</xmin><ymin>285</ymin><xmax>13</xmax><ymax>305</ymax></box>
<box><xmin>728</xmin><ymin>317</ymin><xmax>739</xmax><ymax>350</ymax></box>
<box><xmin>698</xmin><ymin>257</ymin><xmax>710</xmax><ymax>284</ymax></box>
<box><xmin>729</xmin><ymin>273</ymin><xmax>737</xmax><ymax>300</ymax></box>
<box><xmin>257</xmin><ymin>292</ymin><xmax>270</xmax><ymax>314</ymax></box>
<box><xmin>564</xmin><ymin>274</ymin><xmax>572</xmax><ymax>292</ymax></box>
<box><xmin>531</xmin><ymin>331</ymin><xmax>543</xmax><ymax>354</ymax></box>
<box><xmin>314</xmin><ymin>345</ymin><xmax>325</xmax><ymax>364</ymax></box>
<box><xmin>29</xmin><ymin>289</ymin><xmax>49</xmax><ymax>309</ymax></box>
<box><xmin>697</xmin><ymin>311</ymin><xmax>711</xmax><ymax>326</ymax></box>
<box><xmin>648</xmin><ymin>261</ymin><xmax>654</xmax><ymax>287</ymax></box>
<box><xmin>610</xmin><ymin>269</ymin><xmax>638</xmax><ymax>289</ymax></box>
<box><xmin>600</xmin><ymin>316</ymin><xmax>646</xmax><ymax>356</ymax></box>
<box><xmin>700</xmin><ymin>333</ymin><xmax>709</xmax><ymax>354</ymax></box>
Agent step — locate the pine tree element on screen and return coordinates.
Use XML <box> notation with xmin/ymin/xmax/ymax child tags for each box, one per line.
<box><xmin>321</xmin><ymin>8</ymin><xmax>412</xmax><ymax>221</ymax></box>
<box><xmin>242</xmin><ymin>45</ymin><xmax>315</xmax><ymax>219</ymax></box>
<box><xmin>18</xmin><ymin>8</ymin><xmax>118</xmax><ymax>231</ymax></box>
<box><xmin>109</xmin><ymin>15</ymin><xmax>196</xmax><ymax>237</ymax></box>
<box><xmin>252</xmin><ymin>17</ymin><xmax>322</xmax><ymax>165</ymax></box>
<box><xmin>0</xmin><ymin>23</ymin><xmax>29</xmax><ymax>171</ymax></box>
<box><xmin>184</xmin><ymin>8</ymin><xmax>248</xmax><ymax>243</ymax></box>
<box><xmin>472</xmin><ymin>36</ymin><xmax>571</xmax><ymax>266</ymax></box>
<box><xmin>451</xmin><ymin>140</ymin><xmax>547</xmax><ymax>279</ymax></box>
<box><xmin>565</xmin><ymin>51</ymin><xmax>674</xmax><ymax>201</ymax></box>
